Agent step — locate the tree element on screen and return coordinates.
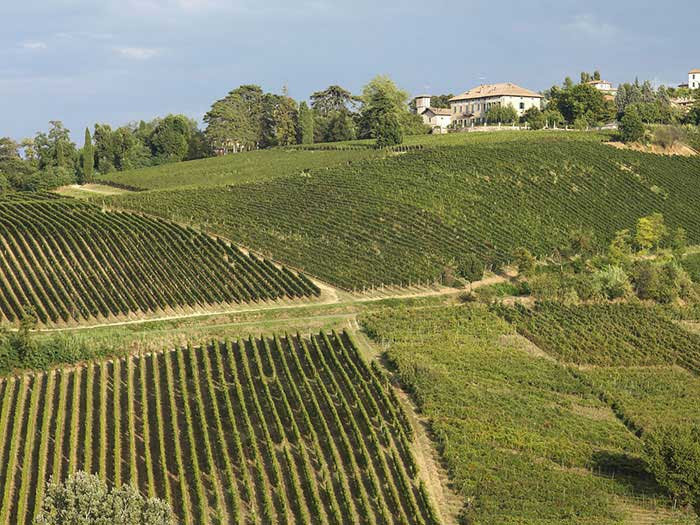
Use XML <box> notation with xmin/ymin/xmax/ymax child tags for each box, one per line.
<box><xmin>297</xmin><ymin>101</ymin><xmax>314</xmax><ymax>144</ymax></box>
<box><xmin>608</xmin><ymin>229</ymin><xmax>633</xmax><ymax>266</ymax></box>
<box><xmin>34</xmin><ymin>121</ymin><xmax>77</xmax><ymax>171</ymax></box>
<box><xmin>457</xmin><ymin>254</ymin><xmax>484</xmax><ymax>283</ymax></box>
<box><xmin>204</xmin><ymin>85</ymin><xmax>264</xmax><ymax>152</ymax></box>
<box><xmin>310</xmin><ymin>85</ymin><xmax>359</xmax><ymax>116</ymax></box>
<box><xmin>359</xmin><ymin>76</ymin><xmax>426</xmax><ymax>138</ymax></box>
<box><xmin>260</xmin><ymin>95</ymin><xmax>298</xmax><ymax>148</ymax></box>
<box><xmin>550</xmin><ymin>82</ymin><xmax>612</xmax><ymax>125</ymax></box>
<box><xmin>619</xmin><ymin>109</ymin><xmax>645</xmax><ymax>143</ymax></box>
<box><xmin>359</xmin><ymin>88</ymin><xmax>403</xmax><ymax>147</ymax></box>
<box><xmin>149</xmin><ymin>114</ymin><xmax>192</xmax><ymax>162</ymax></box>
<box><xmin>513</xmin><ymin>247</ymin><xmax>536</xmax><ymax>275</ymax></box>
<box><xmin>635</xmin><ymin>213</ymin><xmax>668</xmax><ymax>251</ymax></box>
<box><xmin>81</xmin><ymin>128</ymin><xmax>94</xmax><ymax>183</ymax></box>
<box><xmin>643</xmin><ymin>425</ymin><xmax>700</xmax><ymax>513</ymax></box>
<box><xmin>486</xmin><ymin>104</ymin><xmax>517</xmax><ymax>124</ymax></box>
<box><xmin>34</xmin><ymin>471</ymin><xmax>174</xmax><ymax>525</ymax></box>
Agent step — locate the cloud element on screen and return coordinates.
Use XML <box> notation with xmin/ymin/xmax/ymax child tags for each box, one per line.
<box><xmin>114</xmin><ymin>46</ymin><xmax>161</xmax><ymax>60</ymax></box>
<box><xmin>21</xmin><ymin>41</ymin><xmax>47</xmax><ymax>50</ymax></box>
<box><xmin>564</xmin><ymin>14</ymin><xmax>618</xmax><ymax>43</ymax></box>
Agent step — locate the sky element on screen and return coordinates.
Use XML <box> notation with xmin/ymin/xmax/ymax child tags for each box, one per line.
<box><xmin>1</xmin><ymin>0</ymin><xmax>698</xmax><ymax>141</ymax></box>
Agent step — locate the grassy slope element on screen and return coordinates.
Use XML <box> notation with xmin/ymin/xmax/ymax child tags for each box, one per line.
<box><xmin>97</xmin><ymin>148</ymin><xmax>380</xmax><ymax>190</ymax></box>
<box><xmin>103</xmin><ymin>132</ymin><xmax>700</xmax><ymax>289</ymax></box>
<box><xmin>361</xmin><ymin>303</ymin><xmax>694</xmax><ymax>524</ymax></box>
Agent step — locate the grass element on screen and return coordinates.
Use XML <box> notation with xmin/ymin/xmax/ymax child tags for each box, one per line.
<box><xmin>97</xmin><ymin>148</ymin><xmax>381</xmax><ymax>190</ymax></box>
<box><xmin>361</xmin><ymin>303</ymin><xmax>696</xmax><ymax>524</ymax></box>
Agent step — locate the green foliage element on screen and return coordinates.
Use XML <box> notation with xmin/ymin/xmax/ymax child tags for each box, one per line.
<box><xmin>681</xmin><ymin>253</ymin><xmax>700</xmax><ymax>283</ymax></box>
<box><xmin>104</xmin><ymin>133</ymin><xmax>700</xmax><ymax>290</ymax></box>
<box><xmin>513</xmin><ymin>247</ymin><xmax>536</xmax><ymax>275</ymax></box>
<box><xmin>361</xmin><ymin>304</ymin><xmax>687</xmax><ymax>523</ymax></box>
<box><xmin>592</xmin><ymin>265</ymin><xmax>632</xmax><ymax>299</ymax></box>
<box><xmin>619</xmin><ymin>109</ymin><xmax>645</xmax><ymax>143</ymax></box>
<box><xmin>485</xmin><ymin>103</ymin><xmax>518</xmax><ymax>124</ymax></box>
<box><xmin>643</xmin><ymin>426</ymin><xmax>700</xmax><ymax>512</ymax></box>
<box><xmin>547</xmin><ymin>82</ymin><xmax>613</xmax><ymax>125</ymax></box>
<box><xmin>457</xmin><ymin>254</ymin><xmax>483</xmax><ymax>282</ymax></box>
<box><xmin>496</xmin><ymin>302</ymin><xmax>700</xmax><ymax>370</ymax></box>
<box><xmin>608</xmin><ymin>229</ymin><xmax>633</xmax><ymax>266</ymax></box>
<box><xmin>34</xmin><ymin>471</ymin><xmax>174</xmax><ymax>525</ymax></box>
<box><xmin>630</xmin><ymin>261</ymin><xmax>693</xmax><ymax>304</ymax></box>
<box><xmin>204</xmin><ymin>84</ymin><xmax>264</xmax><ymax>151</ymax></box>
<box><xmin>297</xmin><ymin>101</ymin><xmax>314</xmax><ymax>145</ymax></box>
<box><xmin>149</xmin><ymin>114</ymin><xmax>192</xmax><ymax>162</ymax></box>
<box><xmin>81</xmin><ymin>128</ymin><xmax>94</xmax><ymax>183</ymax></box>
<box><xmin>651</xmin><ymin>125</ymin><xmax>687</xmax><ymax>148</ymax></box>
<box><xmin>635</xmin><ymin>212</ymin><xmax>668</xmax><ymax>251</ymax></box>
<box><xmin>522</xmin><ymin>107</ymin><xmax>546</xmax><ymax>130</ymax></box>
<box><xmin>0</xmin><ymin>193</ymin><xmax>319</xmax><ymax>326</ymax></box>
<box><xmin>359</xmin><ymin>75</ymin><xmax>425</xmax><ymax>138</ymax></box>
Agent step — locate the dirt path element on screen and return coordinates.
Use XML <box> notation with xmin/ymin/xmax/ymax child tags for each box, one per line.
<box><xmin>30</xmin><ymin>273</ymin><xmax>506</xmax><ymax>333</ymax></box>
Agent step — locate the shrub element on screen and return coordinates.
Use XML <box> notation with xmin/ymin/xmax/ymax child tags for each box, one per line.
<box><xmin>681</xmin><ymin>253</ymin><xmax>700</xmax><ymax>283</ymax></box>
<box><xmin>458</xmin><ymin>254</ymin><xmax>484</xmax><ymax>283</ymax></box>
<box><xmin>592</xmin><ymin>265</ymin><xmax>632</xmax><ymax>300</ymax></box>
<box><xmin>513</xmin><ymin>247</ymin><xmax>536</xmax><ymax>275</ymax></box>
<box><xmin>652</xmin><ymin>125</ymin><xmax>686</xmax><ymax>149</ymax></box>
<box><xmin>619</xmin><ymin>111</ymin><xmax>645</xmax><ymax>143</ymax></box>
<box><xmin>34</xmin><ymin>471</ymin><xmax>174</xmax><ymax>525</ymax></box>
<box><xmin>573</xmin><ymin>117</ymin><xmax>590</xmax><ymax>130</ymax></box>
<box><xmin>643</xmin><ymin>425</ymin><xmax>700</xmax><ymax>513</ymax></box>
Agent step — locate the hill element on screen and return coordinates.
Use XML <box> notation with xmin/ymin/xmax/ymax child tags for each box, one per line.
<box><xmin>96</xmin><ymin>148</ymin><xmax>380</xmax><ymax>190</ymax></box>
<box><xmin>101</xmin><ymin>132</ymin><xmax>700</xmax><ymax>290</ymax></box>
<box><xmin>0</xmin><ymin>193</ymin><xmax>319</xmax><ymax>326</ymax></box>
<box><xmin>362</xmin><ymin>302</ymin><xmax>698</xmax><ymax>523</ymax></box>
<box><xmin>0</xmin><ymin>330</ymin><xmax>438</xmax><ymax>525</ymax></box>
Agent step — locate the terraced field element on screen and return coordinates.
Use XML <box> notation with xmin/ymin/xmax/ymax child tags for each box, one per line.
<box><xmin>0</xmin><ymin>330</ymin><xmax>438</xmax><ymax>525</ymax></box>
<box><xmin>0</xmin><ymin>194</ymin><xmax>318</xmax><ymax>326</ymax></box>
<box><xmin>101</xmin><ymin>135</ymin><xmax>700</xmax><ymax>290</ymax></box>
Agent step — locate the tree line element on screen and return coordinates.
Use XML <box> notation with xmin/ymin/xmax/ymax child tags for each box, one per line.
<box><xmin>0</xmin><ymin>75</ymin><xmax>426</xmax><ymax>191</ymax></box>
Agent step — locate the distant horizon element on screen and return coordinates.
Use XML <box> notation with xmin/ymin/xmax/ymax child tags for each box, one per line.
<box><xmin>2</xmin><ymin>0</ymin><xmax>698</xmax><ymax>142</ymax></box>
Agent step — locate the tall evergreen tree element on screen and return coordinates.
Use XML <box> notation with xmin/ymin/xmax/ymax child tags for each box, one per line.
<box><xmin>298</xmin><ymin>102</ymin><xmax>314</xmax><ymax>144</ymax></box>
<box><xmin>82</xmin><ymin>127</ymin><xmax>94</xmax><ymax>183</ymax></box>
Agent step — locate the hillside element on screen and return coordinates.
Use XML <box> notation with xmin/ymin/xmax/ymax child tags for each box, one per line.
<box><xmin>362</xmin><ymin>302</ymin><xmax>697</xmax><ymax>523</ymax></box>
<box><xmin>96</xmin><ymin>148</ymin><xmax>380</xmax><ymax>190</ymax></box>
<box><xmin>101</xmin><ymin>133</ymin><xmax>700</xmax><ymax>290</ymax></box>
<box><xmin>0</xmin><ymin>330</ymin><xmax>438</xmax><ymax>525</ymax></box>
<box><xmin>0</xmin><ymin>193</ymin><xmax>319</xmax><ymax>326</ymax></box>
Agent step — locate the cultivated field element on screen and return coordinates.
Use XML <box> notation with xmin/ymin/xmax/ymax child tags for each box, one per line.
<box><xmin>0</xmin><ymin>193</ymin><xmax>319</xmax><ymax>326</ymax></box>
<box><xmin>100</xmin><ymin>133</ymin><xmax>700</xmax><ymax>290</ymax></box>
<box><xmin>362</xmin><ymin>303</ymin><xmax>697</xmax><ymax>524</ymax></box>
<box><xmin>0</xmin><ymin>330</ymin><xmax>438</xmax><ymax>525</ymax></box>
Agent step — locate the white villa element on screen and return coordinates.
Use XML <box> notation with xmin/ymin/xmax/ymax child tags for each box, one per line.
<box><xmin>586</xmin><ymin>79</ymin><xmax>617</xmax><ymax>98</ymax></box>
<box><xmin>689</xmin><ymin>69</ymin><xmax>700</xmax><ymax>90</ymax></box>
<box><xmin>414</xmin><ymin>95</ymin><xmax>453</xmax><ymax>132</ymax></box>
<box><xmin>449</xmin><ymin>83</ymin><xmax>543</xmax><ymax>126</ymax></box>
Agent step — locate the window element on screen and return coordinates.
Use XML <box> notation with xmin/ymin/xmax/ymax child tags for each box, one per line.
<box><xmin>520</xmin><ymin>102</ymin><xmax>525</xmax><ymax>110</ymax></box>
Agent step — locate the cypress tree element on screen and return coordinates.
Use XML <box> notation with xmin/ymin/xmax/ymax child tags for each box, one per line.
<box><xmin>82</xmin><ymin>128</ymin><xmax>94</xmax><ymax>183</ymax></box>
<box><xmin>298</xmin><ymin>102</ymin><xmax>314</xmax><ymax>144</ymax></box>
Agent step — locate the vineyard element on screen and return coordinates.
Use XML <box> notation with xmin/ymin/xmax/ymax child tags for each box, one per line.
<box><xmin>0</xmin><ymin>194</ymin><xmax>319</xmax><ymax>326</ymax></box>
<box><xmin>101</xmin><ymin>135</ymin><xmax>700</xmax><ymax>290</ymax></box>
<box><xmin>97</xmin><ymin>147</ymin><xmax>381</xmax><ymax>190</ymax></box>
<box><xmin>0</xmin><ymin>330</ymin><xmax>438</xmax><ymax>525</ymax></box>
<box><xmin>361</xmin><ymin>303</ymin><xmax>696</xmax><ymax>524</ymax></box>
<box><xmin>495</xmin><ymin>302</ymin><xmax>700</xmax><ymax>371</ymax></box>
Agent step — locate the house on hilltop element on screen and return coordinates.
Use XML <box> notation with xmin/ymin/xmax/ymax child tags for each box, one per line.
<box><xmin>586</xmin><ymin>79</ymin><xmax>617</xmax><ymax>98</ymax></box>
<box><xmin>414</xmin><ymin>95</ymin><xmax>453</xmax><ymax>133</ymax></box>
<box><xmin>689</xmin><ymin>69</ymin><xmax>700</xmax><ymax>90</ymax></box>
<box><xmin>449</xmin><ymin>83</ymin><xmax>543</xmax><ymax>127</ymax></box>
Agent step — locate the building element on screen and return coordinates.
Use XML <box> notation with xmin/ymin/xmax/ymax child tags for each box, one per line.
<box><xmin>413</xmin><ymin>95</ymin><xmax>453</xmax><ymax>132</ymax></box>
<box><xmin>689</xmin><ymin>69</ymin><xmax>700</xmax><ymax>90</ymax></box>
<box><xmin>449</xmin><ymin>83</ymin><xmax>543</xmax><ymax>126</ymax></box>
<box><xmin>586</xmin><ymin>79</ymin><xmax>618</xmax><ymax>97</ymax></box>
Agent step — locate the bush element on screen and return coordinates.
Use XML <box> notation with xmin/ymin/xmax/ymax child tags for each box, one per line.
<box><xmin>592</xmin><ymin>265</ymin><xmax>632</xmax><ymax>299</ymax></box>
<box><xmin>34</xmin><ymin>471</ymin><xmax>174</xmax><ymax>525</ymax></box>
<box><xmin>573</xmin><ymin>117</ymin><xmax>590</xmax><ymax>130</ymax></box>
<box><xmin>681</xmin><ymin>253</ymin><xmax>700</xmax><ymax>283</ymax></box>
<box><xmin>458</xmin><ymin>254</ymin><xmax>484</xmax><ymax>283</ymax></box>
<box><xmin>513</xmin><ymin>247</ymin><xmax>536</xmax><ymax>275</ymax></box>
<box><xmin>619</xmin><ymin>111</ymin><xmax>645</xmax><ymax>143</ymax></box>
<box><xmin>643</xmin><ymin>425</ymin><xmax>700</xmax><ymax>513</ymax></box>
<box><xmin>652</xmin><ymin>125</ymin><xmax>687</xmax><ymax>149</ymax></box>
